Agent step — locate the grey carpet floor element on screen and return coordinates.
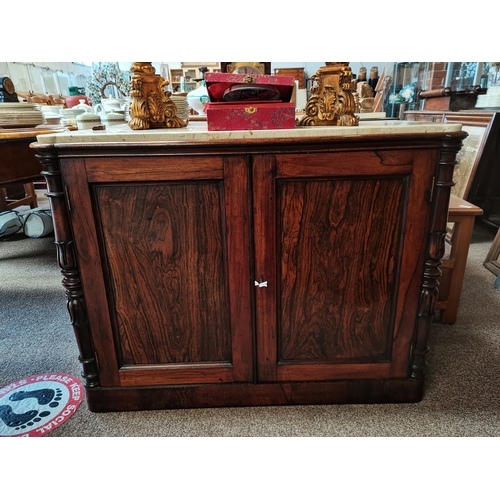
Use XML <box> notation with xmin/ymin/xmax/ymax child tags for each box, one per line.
<box><xmin>1</xmin><ymin>205</ymin><xmax>499</xmax><ymax>437</ymax></box>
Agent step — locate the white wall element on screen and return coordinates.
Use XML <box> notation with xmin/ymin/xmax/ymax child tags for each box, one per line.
<box><xmin>1</xmin><ymin>62</ymin><xmax>92</xmax><ymax>94</ymax></box>
<box><xmin>1</xmin><ymin>61</ymin><xmax>390</xmax><ymax>95</ymax></box>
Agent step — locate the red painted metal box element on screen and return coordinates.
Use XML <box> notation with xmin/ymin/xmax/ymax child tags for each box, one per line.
<box><xmin>204</xmin><ymin>72</ymin><xmax>296</xmax><ymax>131</ymax></box>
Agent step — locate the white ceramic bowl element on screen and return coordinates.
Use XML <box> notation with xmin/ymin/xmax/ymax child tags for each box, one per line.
<box><xmin>60</xmin><ymin>108</ymin><xmax>85</xmax><ymax>117</ymax></box>
<box><xmin>41</xmin><ymin>105</ymin><xmax>64</xmax><ymax>115</ymax></box>
<box><xmin>43</xmin><ymin>113</ymin><xmax>62</xmax><ymax>125</ymax></box>
<box><xmin>103</xmin><ymin>112</ymin><xmax>126</xmax><ymax>127</ymax></box>
<box><xmin>76</xmin><ymin>111</ymin><xmax>102</xmax><ymax>130</ymax></box>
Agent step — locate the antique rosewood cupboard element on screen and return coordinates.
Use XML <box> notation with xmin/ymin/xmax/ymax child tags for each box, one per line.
<box><xmin>33</xmin><ymin>121</ymin><xmax>465</xmax><ymax>412</ymax></box>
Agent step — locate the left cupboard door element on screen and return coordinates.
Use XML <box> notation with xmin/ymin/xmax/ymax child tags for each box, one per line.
<box><xmin>60</xmin><ymin>155</ymin><xmax>254</xmax><ymax>387</ymax></box>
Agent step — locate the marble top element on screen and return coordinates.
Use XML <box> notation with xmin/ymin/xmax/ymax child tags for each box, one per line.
<box><xmin>35</xmin><ymin>120</ymin><xmax>463</xmax><ymax>146</ymax></box>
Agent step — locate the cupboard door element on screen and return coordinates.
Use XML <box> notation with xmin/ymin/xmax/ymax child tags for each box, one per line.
<box><xmin>253</xmin><ymin>151</ymin><xmax>436</xmax><ymax>382</ymax></box>
<box><xmin>61</xmin><ymin>155</ymin><xmax>253</xmax><ymax>387</ymax></box>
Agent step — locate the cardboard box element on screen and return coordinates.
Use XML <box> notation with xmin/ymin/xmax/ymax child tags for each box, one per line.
<box><xmin>204</xmin><ymin>72</ymin><xmax>296</xmax><ymax>131</ymax></box>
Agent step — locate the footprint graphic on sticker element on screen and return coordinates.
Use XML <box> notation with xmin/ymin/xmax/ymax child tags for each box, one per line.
<box><xmin>0</xmin><ymin>387</ymin><xmax>63</xmax><ymax>429</ymax></box>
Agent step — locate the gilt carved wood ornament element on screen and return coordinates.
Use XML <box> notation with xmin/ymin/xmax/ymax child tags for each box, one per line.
<box><xmin>297</xmin><ymin>62</ymin><xmax>359</xmax><ymax>127</ymax></box>
<box><xmin>128</xmin><ymin>62</ymin><xmax>187</xmax><ymax>130</ymax></box>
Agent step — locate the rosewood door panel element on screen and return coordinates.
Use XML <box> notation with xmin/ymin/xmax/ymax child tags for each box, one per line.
<box><xmin>62</xmin><ymin>155</ymin><xmax>253</xmax><ymax>387</ymax></box>
<box><xmin>278</xmin><ymin>178</ymin><xmax>405</xmax><ymax>362</ymax></box>
<box><xmin>95</xmin><ymin>182</ymin><xmax>231</xmax><ymax>366</ymax></box>
<box><xmin>254</xmin><ymin>151</ymin><xmax>435</xmax><ymax>382</ymax></box>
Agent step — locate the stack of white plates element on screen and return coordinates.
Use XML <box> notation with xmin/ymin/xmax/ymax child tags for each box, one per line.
<box><xmin>0</xmin><ymin>102</ymin><xmax>45</xmax><ymax>127</ymax></box>
<box><xmin>40</xmin><ymin>105</ymin><xmax>64</xmax><ymax>116</ymax></box>
<box><xmin>123</xmin><ymin>100</ymin><xmax>131</xmax><ymax>122</ymax></box>
<box><xmin>170</xmin><ymin>95</ymin><xmax>190</xmax><ymax>121</ymax></box>
<box><xmin>40</xmin><ymin>105</ymin><xmax>63</xmax><ymax>125</ymax></box>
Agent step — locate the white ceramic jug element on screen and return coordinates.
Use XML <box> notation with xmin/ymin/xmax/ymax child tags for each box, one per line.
<box><xmin>94</xmin><ymin>96</ymin><xmax>125</xmax><ymax>116</ymax></box>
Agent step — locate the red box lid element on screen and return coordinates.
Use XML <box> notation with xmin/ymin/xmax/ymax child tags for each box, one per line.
<box><xmin>204</xmin><ymin>72</ymin><xmax>295</xmax><ymax>103</ymax></box>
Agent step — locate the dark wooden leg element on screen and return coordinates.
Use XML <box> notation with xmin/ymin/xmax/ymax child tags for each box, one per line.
<box><xmin>25</xmin><ymin>182</ymin><xmax>38</xmax><ymax>209</ymax></box>
<box><xmin>0</xmin><ymin>187</ymin><xmax>7</xmax><ymax>211</ymax></box>
<box><xmin>35</xmin><ymin>149</ymin><xmax>100</xmax><ymax>389</ymax></box>
<box><xmin>412</xmin><ymin>139</ymin><xmax>460</xmax><ymax>379</ymax></box>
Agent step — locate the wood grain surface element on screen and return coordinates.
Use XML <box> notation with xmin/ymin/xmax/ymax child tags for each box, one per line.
<box><xmin>95</xmin><ymin>182</ymin><xmax>231</xmax><ymax>365</ymax></box>
<box><xmin>278</xmin><ymin>178</ymin><xmax>404</xmax><ymax>363</ymax></box>
<box><xmin>33</xmin><ymin>127</ymin><xmax>467</xmax><ymax>410</ymax></box>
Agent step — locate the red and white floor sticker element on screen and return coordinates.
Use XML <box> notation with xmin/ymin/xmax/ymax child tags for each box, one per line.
<box><xmin>0</xmin><ymin>373</ymin><xmax>84</xmax><ymax>437</ymax></box>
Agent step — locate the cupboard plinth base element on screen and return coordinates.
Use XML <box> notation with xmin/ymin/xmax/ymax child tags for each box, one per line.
<box><xmin>85</xmin><ymin>379</ymin><xmax>424</xmax><ymax>412</ymax></box>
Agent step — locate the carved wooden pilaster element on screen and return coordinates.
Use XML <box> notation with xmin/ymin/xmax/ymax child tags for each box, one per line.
<box><xmin>35</xmin><ymin>148</ymin><xmax>100</xmax><ymax>389</ymax></box>
<box><xmin>297</xmin><ymin>62</ymin><xmax>359</xmax><ymax>127</ymax></box>
<box><xmin>128</xmin><ymin>62</ymin><xmax>187</xmax><ymax>130</ymax></box>
<box><xmin>411</xmin><ymin>134</ymin><xmax>466</xmax><ymax>379</ymax></box>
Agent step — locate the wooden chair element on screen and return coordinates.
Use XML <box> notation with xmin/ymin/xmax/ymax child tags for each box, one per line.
<box><xmin>0</xmin><ymin>182</ymin><xmax>38</xmax><ymax>211</ymax></box>
<box><xmin>17</xmin><ymin>91</ymin><xmax>66</xmax><ymax>107</ymax></box>
<box><xmin>436</xmin><ymin>194</ymin><xmax>483</xmax><ymax>324</ymax></box>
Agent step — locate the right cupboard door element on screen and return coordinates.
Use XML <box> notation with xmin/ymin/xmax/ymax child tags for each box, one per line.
<box><xmin>252</xmin><ymin>150</ymin><xmax>437</xmax><ymax>382</ymax></box>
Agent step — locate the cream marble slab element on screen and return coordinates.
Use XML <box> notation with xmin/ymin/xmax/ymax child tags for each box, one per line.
<box><xmin>35</xmin><ymin>120</ymin><xmax>463</xmax><ymax>146</ymax></box>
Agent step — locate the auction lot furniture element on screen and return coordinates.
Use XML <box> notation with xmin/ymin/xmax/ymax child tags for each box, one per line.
<box><xmin>436</xmin><ymin>195</ymin><xmax>483</xmax><ymax>324</ymax></box>
<box><xmin>33</xmin><ymin>121</ymin><xmax>466</xmax><ymax>412</ymax></box>
<box><xmin>0</xmin><ymin>127</ymin><xmax>65</xmax><ymax>210</ymax></box>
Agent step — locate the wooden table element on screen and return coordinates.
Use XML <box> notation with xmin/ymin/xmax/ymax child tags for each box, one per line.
<box><xmin>32</xmin><ymin>122</ymin><xmax>466</xmax><ymax>412</ymax></box>
<box><xmin>0</xmin><ymin>127</ymin><xmax>66</xmax><ymax>210</ymax></box>
<box><xmin>0</xmin><ymin>127</ymin><xmax>67</xmax><ymax>186</ymax></box>
<box><xmin>436</xmin><ymin>195</ymin><xmax>483</xmax><ymax>324</ymax></box>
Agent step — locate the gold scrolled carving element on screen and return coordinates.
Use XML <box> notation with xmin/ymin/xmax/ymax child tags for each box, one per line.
<box><xmin>147</xmin><ymin>92</ymin><xmax>164</xmax><ymax>122</ymax></box>
<box><xmin>128</xmin><ymin>62</ymin><xmax>188</xmax><ymax>130</ymax></box>
<box><xmin>130</xmin><ymin>62</ymin><xmax>156</xmax><ymax>74</ymax></box>
<box><xmin>297</xmin><ymin>62</ymin><xmax>359</xmax><ymax>127</ymax></box>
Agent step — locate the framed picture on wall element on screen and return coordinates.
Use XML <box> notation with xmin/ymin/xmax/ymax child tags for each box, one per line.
<box><xmin>444</xmin><ymin>111</ymin><xmax>500</xmax><ymax>232</ymax></box>
<box><xmin>450</xmin><ymin>124</ymin><xmax>488</xmax><ymax>200</ymax></box>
